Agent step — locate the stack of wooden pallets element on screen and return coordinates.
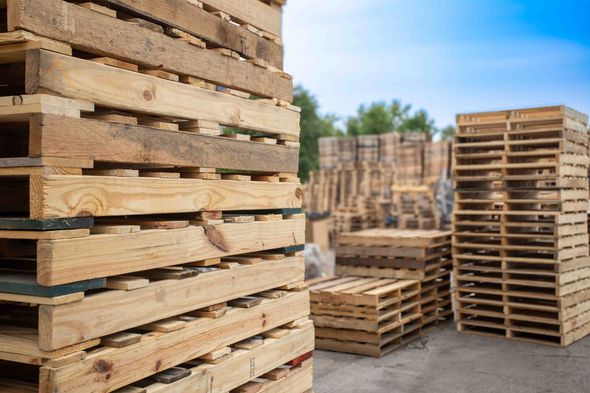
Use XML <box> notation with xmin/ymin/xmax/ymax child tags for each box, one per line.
<box><xmin>0</xmin><ymin>0</ymin><xmax>314</xmax><ymax>391</ymax></box>
<box><xmin>454</xmin><ymin>105</ymin><xmax>590</xmax><ymax>346</ymax></box>
<box><xmin>391</xmin><ymin>185</ymin><xmax>440</xmax><ymax>229</ymax></box>
<box><xmin>308</xmin><ymin>229</ymin><xmax>452</xmax><ymax>356</ymax></box>
<box><xmin>308</xmin><ymin>276</ymin><xmax>423</xmax><ymax>357</ymax></box>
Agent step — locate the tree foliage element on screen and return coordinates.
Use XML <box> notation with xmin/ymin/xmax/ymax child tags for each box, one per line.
<box><xmin>440</xmin><ymin>125</ymin><xmax>456</xmax><ymax>141</ymax></box>
<box><xmin>294</xmin><ymin>85</ymin><xmax>342</xmax><ymax>182</ymax></box>
<box><xmin>346</xmin><ymin>100</ymin><xmax>438</xmax><ymax>138</ymax></box>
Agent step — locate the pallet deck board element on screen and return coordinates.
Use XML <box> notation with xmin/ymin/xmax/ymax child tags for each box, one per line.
<box><xmin>39</xmin><ymin>291</ymin><xmax>310</xmax><ymax>393</ymax></box>
<box><xmin>9</xmin><ymin>0</ymin><xmax>291</xmax><ymax>100</ymax></box>
<box><xmin>24</xmin><ymin>50</ymin><xmax>299</xmax><ymax>136</ymax></box>
<box><xmin>21</xmin><ymin>175</ymin><xmax>303</xmax><ymax>219</ymax></box>
<box><xmin>29</xmin><ymin>218</ymin><xmax>305</xmax><ymax>285</ymax></box>
<box><xmin>39</xmin><ymin>256</ymin><xmax>304</xmax><ymax>350</ymax></box>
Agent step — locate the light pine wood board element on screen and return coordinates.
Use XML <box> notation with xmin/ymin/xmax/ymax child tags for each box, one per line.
<box><xmin>26</xmin><ymin>50</ymin><xmax>299</xmax><ymax>136</ymax></box>
<box><xmin>29</xmin><ymin>175</ymin><xmax>302</xmax><ymax>219</ymax></box>
<box><xmin>98</xmin><ymin>0</ymin><xmax>283</xmax><ymax>68</ymax></box>
<box><xmin>135</xmin><ymin>325</ymin><xmax>314</xmax><ymax>393</ymax></box>
<box><xmin>31</xmin><ymin>114</ymin><xmax>300</xmax><ymax>173</ymax></box>
<box><xmin>37</xmin><ymin>219</ymin><xmax>305</xmax><ymax>285</ymax></box>
<box><xmin>39</xmin><ymin>257</ymin><xmax>305</xmax><ymax>350</ymax></box>
<box><xmin>9</xmin><ymin>0</ymin><xmax>290</xmax><ymax>100</ymax></box>
<box><xmin>40</xmin><ymin>291</ymin><xmax>310</xmax><ymax>393</ymax></box>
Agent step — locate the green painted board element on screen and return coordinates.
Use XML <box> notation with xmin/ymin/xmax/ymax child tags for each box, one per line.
<box><xmin>0</xmin><ymin>273</ymin><xmax>105</xmax><ymax>297</ymax></box>
<box><xmin>0</xmin><ymin>217</ymin><xmax>94</xmax><ymax>230</ymax></box>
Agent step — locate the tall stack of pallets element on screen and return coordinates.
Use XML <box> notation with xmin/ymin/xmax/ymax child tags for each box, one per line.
<box><xmin>307</xmin><ymin>229</ymin><xmax>453</xmax><ymax>356</ymax></box>
<box><xmin>453</xmin><ymin>105</ymin><xmax>590</xmax><ymax>346</ymax></box>
<box><xmin>0</xmin><ymin>0</ymin><xmax>314</xmax><ymax>392</ymax></box>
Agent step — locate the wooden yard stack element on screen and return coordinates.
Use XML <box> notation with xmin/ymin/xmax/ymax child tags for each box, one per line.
<box><xmin>0</xmin><ymin>1</ymin><xmax>314</xmax><ymax>392</ymax></box>
<box><xmin>305</xmin><ymin>133</ymin><xmax>451</xmax><ymax>244</ymax></box>
<box><xmin>453</xmin><ymin>106</ymin><xmax>590</xmax><ymax>346</ymax></box>
<box><xmin>307</xmin><ymin>229</ymin><xmax>453</xmax><ymax>356</ymax></box>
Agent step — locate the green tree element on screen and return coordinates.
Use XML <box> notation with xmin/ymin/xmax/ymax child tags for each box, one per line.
<box><xmin>398</xmin><ymin>109</ymin><xmax>437</xmax><ymax>138</ymax></box>
<box><xmin>294</xmin><ymin>85</ymin><xmax>341</xmax><ymax>182</ymax></box>
<box><xmin>440</xmin><ymin>125</ymin><xmax>456</xmax><ymax>141</ymax></box>
<box><xmin>346</xmin><ymin>102</ymin><xmax>395</xmax><ymax>136</ymax></box>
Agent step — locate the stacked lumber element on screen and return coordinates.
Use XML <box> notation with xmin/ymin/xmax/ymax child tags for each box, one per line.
<box><xmin>318</xmin><ymin>137</ymin><xmax>340</xmax><ymax>169</ymax></box>
<box><xmin>424</xmin><ymin>140</ymin><xmax>452</xmax><ymax>184</ymax></box>
<box><xmin>357</xmin><ymin>134</ymin><xmax>380</xmax><ymax>162</ymax></box>
<box><xmin>0</xmin><ymin>0</ymin><xmax>314</xmax><ymax>392</ymax></box>
<box><xmin>310</xmin><ymin>229</ymin><xmax>452</xmax><ymax>356</ymax></box>
<box><xmin>391</xmin><ymin>185</ymin><xmax>440</xmax><ymax>230</ymax></box>
<box><xmin>308</xmin><ymin>276</ymin><xmax>422</xmax><ymax>357</ymax></box>
<box><xmin>307</xmin><ymin>133</ymin><xmax>450</xmax><ymax>237</ymax></box>
<box><xmin>454</xmin><ymin>105</ymin><xmax>590</xmax><ymax>346</ymax></box>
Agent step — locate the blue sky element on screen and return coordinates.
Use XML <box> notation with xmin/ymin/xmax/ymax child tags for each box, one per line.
<box><xmin>283</xmin><ymin>0</ymin><xmax>590</xmax><ymax>129</ymax></box>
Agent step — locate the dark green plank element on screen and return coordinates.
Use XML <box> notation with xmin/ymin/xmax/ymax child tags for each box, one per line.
<box><xmin>0</xmin><ymin>273</ymin><xmax>105</xmax><ymax>297</ymax></box>
<box><xmin>0</xmin><ymin>216</ymin><xmax>94</xmax><ymax>230</ymax></box>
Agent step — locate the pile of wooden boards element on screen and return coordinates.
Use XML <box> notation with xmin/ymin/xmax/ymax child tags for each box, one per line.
<box><xmin>453</xmin><ymin>105</ymin><xmax>590</xmax><ymax>346</ymax></box>
<box><xmin>0</xmin><ymin>0</ymin><xmax>314</xmax><ymax>392</ymax></box>
<box><xmin>307</xmin><ymin>229</ymin><xmax>453</xmax><ymax>356</ymax></box>
<box><xmin>306</xmin><ymin>133</ymin><xmax>451</xmax><ymax>242</ymax></box>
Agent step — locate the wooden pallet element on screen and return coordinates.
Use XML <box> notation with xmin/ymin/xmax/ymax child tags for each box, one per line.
<box><xmin>335</xmin><ymin>229</ymin><xmax>451</xmax><ymax>280</ymax></box>
<box><xmin>2</xmin><ymin>0</ymin><xmax>289</xmax><ymax>96</ymax></box>
<box><xmin>0</xmin><ymin>254</ymin><xmax>305</xmax><ymax>352</ymax></box>
<box><xmin>0</xmin><ymin>298</ymin><xmax>312</xmax><ymax>392</ymax></box>
<box><xmin>453</xmin><ymin>105</ymin><xmax>590</xmax><ymax>347</ymax></box>
<box><xmin>308</xmin><ymin>276</ymin><xmax>423</xmax><ymax>357</ymax></box>
<box><xmin>0</xmin><ymin>212</ymin><xmax>304</xmax><ymax>286</ymax></box>
<box><xmin>314</xmin><ymin>318</ymin><xmax>423</xmax><ymax>358</ymax></box>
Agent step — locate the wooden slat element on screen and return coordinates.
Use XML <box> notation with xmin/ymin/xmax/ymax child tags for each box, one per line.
<box><xmin>39</xmin><ymin>292</ymin><xmax>310</xmax><ymax>393</ymax></box>
<box><xmin>99</xmin><ymin>0</ymin><xmax>283</xmax><ymax>69</ymax></box>
<box><xmin>38</xmin><ymin>219</ymin><xmax>305</xmax><ymax>285</ymax></box>
<box><xmin>26</xmin><ymin>50</ymin><xmax>298</xmax><ymax>136</ymax></box>
<box><xmin>39</xmin><ymin>256</ymin><xmax>305</xmax><ymax>350</ymax></box>
<box><xmin>29</xmin><ymin>175</ymin><xmax>302</xmax><ymax>219</ymax></box>
<box><xmin>9</xmin><ymin>0</ymin><xmax>291</xmax><ymax>100</ymax></box>
<box><xmin>200</xmin><ymin>0</ymin><xmax>282</xmax><ymax>37</ymax></box>
<box><xmin>31</xmin><ymin>114</ymin><xmax>299</xmax><ymax>173</ymax></box>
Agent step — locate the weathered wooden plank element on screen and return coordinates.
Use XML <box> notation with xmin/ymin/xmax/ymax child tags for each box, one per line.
<box><xmin>0</xmin><ymin>273</ymin><xmax>105</xmax><ymax>297</ymax></box>
<box><xmin>200</xmin><ymin>0</ymin><xmax>282</xmax><ymax>38</ymax></box>
<box><xmin>8</xmin><ymin>0</ymin><xmax>291</xmax><ymax>100</ymax></box>
<box><xmin>29</xmin><ymin>175</ymin><xmax>302</xmax><ymax>219</ymax></box>
<box><xmin>26</xmin><ymin>50</ymin><xmax>299</xmax><ymax>136</ymax></box>
<box><xmin>39</xmin><ymin>256</ymin><xmax>305</xmax><ymax>350</ymax></box>
<box><xmin>30</xmin><ymin>114</ymin><xmax>300</xmax><ymax>173</ymax></box>
<box><xmin>39</xmin><ymin>292</ymin><xmax>310</xmax><ymax>393</ymax></box>
<box><xmin>38</xmin><ymin>219</ymin><xmax>305</xmax><ymax>285</ymax></box>
<box><xmin>99</xmin><ymin>0</ymin><xmax>283</xmax><ymax>69</ymax></box>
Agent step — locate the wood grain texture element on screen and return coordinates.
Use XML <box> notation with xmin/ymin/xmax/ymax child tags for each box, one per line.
<box><xmin>30</xmin><ymin>175</ymin><xmax>302</xmax><ymax>219</ymax></box>
<box><xmin>9</xmin><ymin>0</ymin><xmax>291</xmax><ymax>100</ymax></box>
<box><xmin>38</xmin><ymin>219</ymin><xmax>305</xmax><ymax>285</ymax></box>
<box><xmin>39</xmin><ymin>256</ymin><xmax>305</xmax><ymax>350</ymax></box>
<box><xmin>26</xmin><ymin>50</ymin><xmax>299</xmax><ymax>136</ymax></box>
<box><xmin>200</xmin><ymin>0</ymin><xmax>282</xmax><ymax>37</ymax></box>
<box><xmin>41</xmin><ymin>294</ymin><xmax>310</xmax><ymax>393</ymax></box>
<box><xmin>99</xmin><ymin>0</ymin><xmax>283</xmax><ymax>69</ymax></box>
<box><xmin>135</xmin><ymin>325</ymin><xmax>314</xmax><ymax>393</ymax></box>
<box><xmin>31</xmin><ymin>114</ymin><xmax>300</xmax><ymax>173</ymax></box>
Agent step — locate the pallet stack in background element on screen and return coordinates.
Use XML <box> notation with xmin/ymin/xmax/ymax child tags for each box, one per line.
<box><xmin>307</xmin><ymin>229</ymin><xmax>453</xmax><ymax>356</ymax></box>
<box><xmin>304</xmin><ymin>132</ymin><xmax>452</xmax><ymax>246</ymax></box>
<box><xmin>453</xmin><ymin>106</ymin><xmax>590</xmax><ymax>346</ymax></box>
<box><xmin>0</xmin><ymin>0</ymin><xmax>314</xmax><ymax>392</ymax></box>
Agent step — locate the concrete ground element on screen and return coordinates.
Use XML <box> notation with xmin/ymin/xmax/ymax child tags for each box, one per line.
<box><xmin>313</xmin><ymin>323</ymin><xmax>590</xmax><ymax>393</ymax></box>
